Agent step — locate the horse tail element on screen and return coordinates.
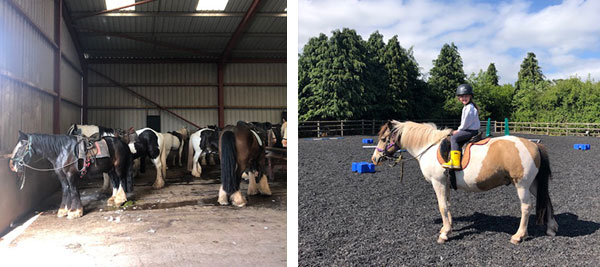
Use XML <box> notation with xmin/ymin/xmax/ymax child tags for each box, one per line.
<box><xmin>125</xmin><ymin>146</ymin><xmax>134</xmax><ymax>192</ymax></box>
<box><xmin>67</xmin><ymin>124</ymin><xmax>76</xmax><ymax>135</ymax></box>
<box><xmin>220</xmin><ymin>131</ymin><xmax>238</xmax><ymax>194</ymax></box>
<box><xmin>535</xmin><ymin>143</ymin><xmax>554</xmax><ymax>225</ymax></box>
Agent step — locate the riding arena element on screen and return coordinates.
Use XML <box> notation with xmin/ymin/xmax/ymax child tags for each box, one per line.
<box><xmin>299</xmin><ymin>120</ymin><xmax>600</xmax><ymax>266</ymax></box>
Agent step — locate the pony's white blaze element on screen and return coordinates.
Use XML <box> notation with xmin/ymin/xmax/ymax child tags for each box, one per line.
<box><xmin>8</xmin><ymin>141</ymin><xmax>24</xmax><ymax>172</ymax></box>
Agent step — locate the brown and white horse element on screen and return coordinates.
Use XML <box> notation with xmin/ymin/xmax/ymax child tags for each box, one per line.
<box><xmin>371</xmin><ymin>120</ymin><xmax>558</xmax><ymax>244</ymax></box>
<box><xmin>218</xmin><ymin>121</ymin><xmax>272</xmax><ymax>207</ymax></box>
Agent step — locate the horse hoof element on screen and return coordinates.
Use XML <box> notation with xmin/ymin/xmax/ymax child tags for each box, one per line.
<box><xmin>546</xmin><ymin>229</ymin><xmax>557</xmax><ymax>236</ymax></box>
<box><xmin>57</xmin><ymin>208</ymin><xmax>68</xmax><ymax>218</ymax></box>
<box><xmin>437</xmin><ymin>237</ymin><xmax>447</xmax><ymax>244</ymax></box>
<box><xmin>259</xmin><ymin>189</ymin><xmax>272</xmax><ymax>196</ymax></box>
<box><xmin>67</xmin><ymin>209</ymin><xmax>83</xmax><ymax>219</ymax></box>
<box><xmin>510</xmin><ymin>237</ymin><xmax>522</xmax><ymax>244</ymax></box>
<box><xmin>152</xmin><ymin>181</ymin><xmax>165</xmax><ymax>189</ymax></box>
<box><xmin>218</xmin><ymin>199</ymin><xmax>229</xmax><ymax>205</ymax></box>
<box><xmin>247</xmin><ymin>188</ymin><xmax>259</xmax><ymax>196</ymax></box>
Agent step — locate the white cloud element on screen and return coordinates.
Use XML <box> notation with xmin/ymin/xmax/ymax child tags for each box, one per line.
<box><xmin>299</xmin><ymin>0</ymin><xmax>600</xmax><ymax>84</ymax></box>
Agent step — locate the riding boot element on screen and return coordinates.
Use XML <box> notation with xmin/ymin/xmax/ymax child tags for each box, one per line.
<box><xmin>442</xmin><ymin>150</ymin><xmax>462</xmax><ymax>169</ymax></box>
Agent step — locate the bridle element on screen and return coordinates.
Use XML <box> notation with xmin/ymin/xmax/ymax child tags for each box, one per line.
<box><xmin>10</xmin><ymin>138</ymin><xmax>33</xmax><ymax>172</ymax></box>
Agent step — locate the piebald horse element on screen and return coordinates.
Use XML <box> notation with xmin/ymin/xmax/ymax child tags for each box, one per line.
<box><xmin>187</xmin><ymin>127</ymin><xmax>220</xmax><ymax>177</ymax></box>
<box><xmin>371</xmin><ymin>121</ymin><xmax>558</xmax><ymax>244</ymax></box>
<box><xmin>129</xmin><ymin>128</ymin><xmax>168</xmax><ymax>189</ymax></box>
<box><xmin>166</xmin><ymin>127</ymin><xmax>190</xmax><ymax>167</ymax></box>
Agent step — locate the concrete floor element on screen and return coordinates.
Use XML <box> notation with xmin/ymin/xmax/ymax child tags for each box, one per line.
<box><xmin>1</xmin><ymin>162</ymin><xmax>287</xmax><ymax>266</ymax></box>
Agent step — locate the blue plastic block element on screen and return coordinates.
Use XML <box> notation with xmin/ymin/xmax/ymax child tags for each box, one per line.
<box><xmin>352</xmin><ymin>162</ymin><xmax>358</xmax><ymax>172</ymax></box>
<box><xmin>574</xmin><ymin>144</ymin><xmax>590</xmax><ymax>150</ymax></box>
<box><xmin>357</xmin><ymin>163</ymin><xmax>375</xmax><ymax>173</ymax></box>
<box><xmin>362</xmin><ymin>138</ymin><xmax>374</xmax><ymax>144</ymax></box>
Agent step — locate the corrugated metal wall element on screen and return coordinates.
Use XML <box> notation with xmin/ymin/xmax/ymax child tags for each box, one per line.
<box><xmin>87</xmin><ymin>63</ymin><xmax>286</xmax><ymax>132</ymax></box>
<box><xmin>0</xmin><ymin>0</ymin><xmax>82</xmax><ymax>152</ymax></box>
<box><xmin>0</xmin><ymin>0</ymin><xmax>82</xmax><ymax>235</ymax></box>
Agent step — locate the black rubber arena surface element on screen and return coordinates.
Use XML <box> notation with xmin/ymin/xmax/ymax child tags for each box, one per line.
<box><xmin>299</xmin><ymin>134</ymin><xmax>600</xmax><ymax>266</ymax></box>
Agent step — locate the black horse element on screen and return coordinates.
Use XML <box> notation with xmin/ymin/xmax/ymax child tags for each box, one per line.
<box><xmin>9</xmin><ymin>131</ymin><xmax>134</xmax><ymax>219</ymax></box>
<box><xmin>218</xmin><ymin>121</ymin><xmax>272</xmax><ymax>207</ymax></box>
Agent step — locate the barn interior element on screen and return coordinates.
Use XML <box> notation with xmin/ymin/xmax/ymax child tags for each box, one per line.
<box><xmin>0</xmin><ymin>0</ymin><xmax>287</xmax><ymax>265</ymax></box>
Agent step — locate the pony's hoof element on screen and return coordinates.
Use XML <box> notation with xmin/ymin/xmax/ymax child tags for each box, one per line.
<box><xmin>152</xmin><ymin>181</ymin><xmax>165</xmax><ymax>189</ymax></box>
<box><xmin>67</xmin><ymin>209</ymin><xmax>83</xmax><ymax>219</ymax></box>
<box><xmin>107</xmin><ymin>197</ymin><xmax>116</xmax><ymax>207</ymax></box>
<box><xmin>247</xmin><ymin>187</ymin><xmax>259</xmax><ymax>196</ymax></box>
<box><xmin>510</xmin><ymin>236</ymin><xmax>523</xmax><ymax>244</ymax></box>
<box><xmin>546</xmin><ymin>229</ymin><xmax>557</xmax><ymax>236</ymax></box>
<box><xmin>259</xmin><ymin>188</ymin><xmax>272</xmax><ymax>196</ymax></box>
<box><xmin>57</xmin><ymin>208</ymin><xmax>68</xmax><ymax>218</ymax></box>
<box><xmin>218</xmin><ymin>199</ymin><xmax>229</xmax><ymax>205</ymax></box>
<box><xmin>114</xmin><ymin>197</ymin><xmax>127</xmax><ymax>207</ymax></box>
<box><xmin>437</xmin><ymin>237</ymin><xmax>447</xmax><ymax>244</ymax></box>
<box><xmin>231</xmin><ymin>191</ymin><xmax>247</xmax><ymax>207</ymax></box>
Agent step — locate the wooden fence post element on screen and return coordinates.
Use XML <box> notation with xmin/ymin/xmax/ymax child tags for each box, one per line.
<box><xmin>317</xmin><ymin>121</ymin><xmax>320</xmax><ymax>137</ymax></box>
<box><xmin>341</xmin><ymin>121</ymin><xmax>344</xmax><ymax>137</ymax></box>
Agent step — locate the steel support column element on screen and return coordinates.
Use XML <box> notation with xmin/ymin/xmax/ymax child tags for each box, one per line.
<box><xmin>82</xmin><ymin>66</ymin><xmax>88</xmax><ymax>124</ymax></box>
<box><xmin>218</xmin><ymin>63</ymin><xmax>225</xmax><ymax>128</ymax></box>
<box><xmin>53</xmin><ymin>0</ymin><xmax>62</xmax><ymax>134</ymax></box>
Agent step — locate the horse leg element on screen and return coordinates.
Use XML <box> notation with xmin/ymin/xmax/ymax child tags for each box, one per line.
<box><xmin>511</xmin><ymin>185</ymin><xmax>532</xmax><ymax>244</ymax></box>
<box><xmin>257</xmin><ymin>173</ymin><xmax>272</xmax><ymax>196</ymax></box>
<box><xmin>431</xmin><ymin>179</ymin><xmax>452</xmax><ymax>243</ymax></box>
<box><xmin>247</xmin><ymin>171</ymin><xmax>258</xmax><ymax>195</ymax></box>
<box><xmin>529</xmin><ymin>179</ymin><xmax>558</xmax><ymax>236</ymax></box>
<box><xmin>178</xmin><ymin>144</ymin><xmax>184</xmax><ymax>167</ymax></box>
<box><xmin>218</xmin><ymin>185</ymin><xmax>229</xmax><ymax>205</ymax></box>
<box><xmin>101</xmin><ymin>173</ymin><xmax>112</xmax><ymax>194</ymax></box>
<box><xmin>191</xmin><ymin>150</ymin><xmax>202</xmax><ymax>177</ymax></box>
<box><xmin>151</xmin><ymin>156</ymin><xmax>165</xmax><ymax>189</ymax></box>
<box><xmin>66</xmin><ymin>173</ymin><xmax>83</xmax><ymax>219</ymax></box>
<box><xmin>230</xmin><ymin>169</ymin><xmax>247</xmax><ymax>207</ymax></box>
<box><xmin>57</xmin><ymin>175</ymin><xmax>70</xmax><ymax>218</ymax></box>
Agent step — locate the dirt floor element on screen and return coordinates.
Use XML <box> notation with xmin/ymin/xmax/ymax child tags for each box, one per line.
<box><xmin>299</xmin><ymin>134</ymin><xmax>600</xmax><ymax>266</ymax></box>
<box><xmin>2</xmin><ymin>161</ymin><xmax>287</xmax><ymax>266</ymax></box>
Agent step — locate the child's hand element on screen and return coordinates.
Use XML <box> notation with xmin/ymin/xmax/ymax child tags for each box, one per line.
<box><xmin>452</xmin><ymin>130</ymin><xmax>458</xmax><ymax>135</ymax></box>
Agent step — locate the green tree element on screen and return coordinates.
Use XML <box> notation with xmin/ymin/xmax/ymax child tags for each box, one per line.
<box><xmin>512</xmin><ymin>52</ymin><xmax>546</xmax><ymax>121</ymax></box>
<box><xmin>428</xmin><ymin>43</ymin><xmax>466</xmax><ymax>118</ymax></box>
<box><xmin>484</xmin><ymin>63</ymin><xmax>499</xmax><ymax>86</ymax></box>
<box><xmin>363</xmin><ymin>31</ymin><xmax>388</xmax><ymax>119</ymax></box>
<box><xmin>298</xmin><ymin>29</ymin><xmax>368</xmax><ymax>120</ymax></box>
<box><xmin>381</xmin><ymin>36</ymin><xmax>420</xmax><ymax>119</ymax></box>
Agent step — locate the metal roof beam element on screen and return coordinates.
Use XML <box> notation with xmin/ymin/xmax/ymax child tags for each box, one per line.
<box><xmin>79</xmin><ymin>32</ymin><xmax>286</xmax><ymax>38</ymax></box>
<box><xmin>71</xmin><ymin>11</ymin><xmax>285</xmax><ymax>18</ymax></box>
<box><xmin>220</xmin><ymin>0</ymin><xmax>262</xmax><ymax>63</ymax></box>
<box><xmin>73</xmin><ymin>0</ymin><xmax>157</xmax><ymax>20</ymax></box>
<box><xmin>74</xmin><ymin>26</ymin><xmax>218</xmax><ymax>58</ymax></box>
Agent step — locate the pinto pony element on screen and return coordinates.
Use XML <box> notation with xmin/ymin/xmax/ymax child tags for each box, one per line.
<box><xmin>371</xmin><ymin>121</ymin><xmax>558</xmax><ymax>244</ymax></box>
<box><xmin>9</xmin><ymin>132</ymin><xmax>133</xmax><ymax>219</ymax></box>
<box><xmin>128</xmin><ymin>128</ymin><xmax>169</xmax><ymax>189</ymax></box>
<box><xmin>187</xmin><ymin>127</ymin><xmax>220</xmax><ymax>177</ymax></box>
<box><xmin>218</xmin><ymin>121</ymin><xmax>272</xmax><ymax>207</ymax></box>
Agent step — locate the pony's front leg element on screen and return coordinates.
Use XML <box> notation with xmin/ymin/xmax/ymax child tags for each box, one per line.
<box><xmin>57</xmin><ymin>175</ymin><xmax>70</xmax><ymax>218</ymax></box>
<box><xmin>66</xmin><ymin>173</ymin><xmax>83</xmax><ymax>219</ymax></box>
<box><xmin>431</xmin><ymin>179</ymin><xmax>452</xmax><ymax>243</ymax></box>
<box><xmin>511</xmin><ymin>186</ymin><xmax>532</xmax><ymax>244</ymax></box>
<box><xmin>151</xmin><ymin>156</ymin><xmax>165</xmax><ymax>189</ymax></box>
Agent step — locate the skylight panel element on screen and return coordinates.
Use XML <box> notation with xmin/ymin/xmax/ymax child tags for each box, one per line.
<box><xmin>105</xmin><ymin>0</ymin><xmax>135</xmax><ymax>11</ymax></box>
<box><xmin>196</xmin><ymin>0</ymin><xmax>228</xmax><ymax>11</ymax></box>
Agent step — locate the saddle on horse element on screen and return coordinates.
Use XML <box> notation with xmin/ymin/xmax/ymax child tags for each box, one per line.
<box><xmin>76</xmin><ymin>136</ymin><xmax>111</xmax><ymax>176</ymax></box>
<box><xmin>436</xmin><ymin>132</ymin><xmax>492</xmax><ymax>170</ymax></box>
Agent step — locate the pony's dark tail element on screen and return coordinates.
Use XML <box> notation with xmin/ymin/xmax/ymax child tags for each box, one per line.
<box><xmin>220</xmin><ymin>131</ymin><xmax>238</xmax><ymax>194</ymax></box>
<box><xmin>535</xmin><ymin>144</ymin><xmax>554</xmax><ymax>225</ymax></box>
<box><xmin>125</xmin><ymin>149</ymin><xmax>134</xmax><ymax>193</ymax></box>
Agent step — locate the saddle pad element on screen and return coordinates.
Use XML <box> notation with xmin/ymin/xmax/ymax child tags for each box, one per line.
<box><xmin>77</xmin><ymin>137</ymin><xmax>110</xmax><ymax>160</ymax></box>
<box><xmin>437</xmin><ymin>138</ymin><xmax>492</xmax><ymax>169</ymax></box>
<box><xmin>250</xmin><ymin>129</ymin><xmax>263</xmax><ymax>147</ymax></box>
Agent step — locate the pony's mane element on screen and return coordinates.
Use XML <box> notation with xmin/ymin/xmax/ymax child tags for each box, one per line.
<box><xmin>389</xmin><ymin>121</ymin><xmax>451</xmax><ymax>149</ymax></box>
<box><xmin>28</xmin><ymin>134</ymin><xmax>77</xmax><ymax>158</ymax></box>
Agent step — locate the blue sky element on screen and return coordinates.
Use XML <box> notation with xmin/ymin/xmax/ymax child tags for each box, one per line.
<box><xmin>298</xmin><ymin>0</ymin><xmax>600</xmax><ymax>84</ymax></box>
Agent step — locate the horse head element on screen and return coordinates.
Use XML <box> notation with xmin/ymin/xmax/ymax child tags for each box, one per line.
<box><xmin>9</xmin><ymin>131</ymin><xmax>33</xmax><ymax>173</ymax></box>
<box><xmin>372</xmin><ymin>120</ymin><xmax>403</xmax><ymax>165</ymax></box>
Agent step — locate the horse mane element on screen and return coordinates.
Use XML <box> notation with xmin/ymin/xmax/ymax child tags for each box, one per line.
<box><xmin>389</xmin><ymin>121</ymin><xmax>452</xmax><ymax>149</ymax></box>
<box><xmin>28</xmin><ymin>134</ymin><xmax>77</xmax><ymax>159</ymax></box>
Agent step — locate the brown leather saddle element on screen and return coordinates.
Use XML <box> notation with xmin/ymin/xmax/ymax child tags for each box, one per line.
<box><xmin>436</xmin><ymin>132</ymin><xmax>492</xmax><ymax>169</ymax></box>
